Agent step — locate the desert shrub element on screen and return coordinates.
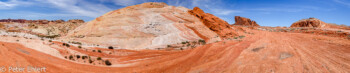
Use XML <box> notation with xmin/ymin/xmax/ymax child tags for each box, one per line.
<box><xmin>97</xmin><ymin>57</ymin><xmax>102</xmax><ymax>60</ymax></box>
<box><xmin>69</xmin><ymin>55</ymin><xmax>73</xmax><ymax>60</ymax></box>
<box><xmin>181</xmin><ymin>42</ymin><xmax>187</xmax><ymax>44</ymax></box>
<box><xmin>89</xmin><ymin>59</ymin><xmax>93</xmax><ymax>63</ymax></box>
<box><xmin>187</xmin><ymin>44</ymin><xmax>191</xmax><ymax>47</ymax></box>
<box><xmin>198</xmin><ymin>39</ymin><xmax>206</xmax><ymax>44</ymax></box>
<box><xmin>239</xmin><ymin>35</ymin><xmax>245</xmax><ymax>39</ymax></box>
<box><xmin>82</xmin><ymin>56</ymin><xmax>87</xmax><ymax>59</ymax></box>
<box><xmin>66</xmin><ymin>44</ymin><xmax>70</xmax><ymax>47</ymax></box>
<box><xmin>105</xmin><ymin>60</ymin><xmax>112</xmax><ymax>66</ymax></box>
<box><xmin>78</xmin><ymin>46</ymin><xmax>82</xmax><ymax>48</ymax></box>
<box><xmin>76</xmin><ymin>55</ymin><xmax>80</xmax><ymax>59</ymax></box>
<box><xmin>167</xmin><ymin>45</ymin><xmax>171</xmax><ymax>48</ymax></box>
<box><xmin>92</xmin><ymin>50</ymin><xmax>96</xmax><ymax>52</ymax></box>
<box><xmin>16</xmin><ymin>40</ymin><xmax>19</xmax><ymax>42</ymax></box>
<box><xmin>108</xmin><ymin>46</ymin><xmax>114</xmax><ymax>49</ymax></box>
<box><xmin>98</xmin><ymin>50</ymin><xmax>102</xmax><ymax>53</ymax></box>
<box><xmin>71</xmin><ymin>41</ymin><xmax>82</xmax><ymax>45</ymax></box>
<box><xmin>63</xmin><ymin>43</ymin><xmax>70</xmax><ymax>47</ymax></box>
<box><xmin>49</xmin><ymin>40</ymin><xmax>52</xmax><ymax>42</ymax></box>
<box><xmin>37</xmin><ymin>35</ymin><xmax>60</xmax><ymax>39</ymax></box>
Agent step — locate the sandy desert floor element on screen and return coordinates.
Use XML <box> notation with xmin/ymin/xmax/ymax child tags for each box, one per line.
<box><xmin>0</xmin><ymin>28</ymin><xmax>349</xmax><ymax>73</ymax></box>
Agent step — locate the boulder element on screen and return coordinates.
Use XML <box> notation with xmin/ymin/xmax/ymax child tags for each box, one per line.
<box><xmin>233</xmin><ymin>16</ymin><xmax>259</xmax><ymax>26</ymax></box>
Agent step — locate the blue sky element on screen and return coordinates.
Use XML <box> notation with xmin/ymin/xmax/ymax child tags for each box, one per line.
<box><xmin>0</xmin><ymin>0</ymin><xmax>349</xmax><ymax>26</ymax></box>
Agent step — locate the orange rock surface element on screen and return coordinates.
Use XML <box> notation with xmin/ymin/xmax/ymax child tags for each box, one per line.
<box><xmin>233</xmin><ymin>16</ymin><xmax>259</xmax><ymax>26</ymax></box>
<box><xmin>188</xmin><ymin>7</ymin><xmax>238</xmax><ymax>39</ymax></box>
<box><xmin>1</xmin><ymin>28</ymin><xmax>349</xmax><ymax>73</ymax></box>
<box><xmin>66</xmin><ymin>2</ymin><xmax>222</xmax><ymax>49</ymax></box>
<box><xmin>0</xmin><ymin>2</ymin><xmax>349</xmax><ymax>73</ymax></box>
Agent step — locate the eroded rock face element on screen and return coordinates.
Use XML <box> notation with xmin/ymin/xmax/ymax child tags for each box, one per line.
<box><xmin>188</xmin><ymin>7</ymin><xmax>237</xmax><ymax>39</ymax></box>
<box><xmin>67</xmin><ymin>2</ymin><xmax>221</xmax><ymax>49</ymax></box>
<box><xmin>290</xmin><ymin>18</ymin><xmax>327</xmax><ymax>28</ymax></box>
<box><xmin>0</xmin><ymin>19</ymin><xmax>85</xmax><ymax>37</ymax></box>
<box><xmin>290</xmin><ymin>18</ymin><xmax>350</xmax><ymax>30</ymax></box>
<box><xmin>68</xmin><ymin>19</ymin><xmax>85</xmax><ymax>23</ymax></box>
<box><xmin>233</xmin><ymin>16</ymin><xmax>259</xmax><ymax>26</ymax></box>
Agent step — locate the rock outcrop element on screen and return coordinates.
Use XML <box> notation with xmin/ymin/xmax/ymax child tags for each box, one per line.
<box><xmin>0</xmin><ymin>19</ymin><xmax>84</xmax><ymax>24</ymax></box>
<box><xmin>291</xmin><ymin>18</ymin><xmax>350</xmax><ymax>30</ymax></box>
<box><xmin>290</xmin><ymin>18</ymin><xmax>327</xmax><ymax>28</ymax></box>
<box><xmin>233</xmin><ymin>16</ymin><xmax>259</xmax><ymax>26</ymax></box>
<box><xmin>0</xmin><ymin>19</ymin><xmax>84</xmax><ymax>37</ymax></box>
<box><xmin>67</xmin><ymin>2</ymin><xmax>222</xmax><ymax>49</ymax></box>
<box><xmin>188</xmin><ymin>7</ymin><xmax>237</xmax><ymax>39</ymax></box>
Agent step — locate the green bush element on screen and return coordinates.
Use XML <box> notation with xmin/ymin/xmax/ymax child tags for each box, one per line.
<box><xmin>49</xmin><ymin>40</ymin><xmax>52</xmax><ymax>42</ymax></box>
<box><xmin>37</xmin><ymin>35</ymin><xmax>60</xmax><ymax>39</ymax></box>
<box><xmin>82</xmin><ymin>56</ymin><xmax>88</xmax><ymax>59</ymax></box>
<box><xmin>89</xmin><ymin>59</ymin><xmax>93</xmax><ymax>63</ymax></box>
<box><xmin>76</xmin><ymin>55</ymin><xmax>80</xmax><ymax>59</ymax></box>
<box><xmin>187</xmin><ymin>44</ymin><xmax>191</xmax><ymax>47</ymax></box>
<box><xmin>98</xmin><ymin>50</ymin><xmax>102</xmax><ymax>53</ymax></box>
<box><xmin>69</xmin><ymin>55</ymin><xmax>73</xmax><ymax>60</ymax></box>
<box><xmin>78</xmin><ymin>46</ymin><xmax>82</xmax><ymax>48</ymax></box>
<box><xmin>167</xmin><ymin>45</ymin><xmax>171</xmax><ymax>47</ymax></box>
<box><xmin>108</xmin><ymin>46</ymin><xmax>114</xmax><ymax>49</ymax></box>
<box><xmin>198</xmin><ymin>39</ymin><xmax>206</xmax><ymax>44</ymax></box>
<box><xmin>62</xmin><ymin>43</ymin><xmax>70</xmax><ymax>47</ymax></box>
<box><xmin>71</xmin><ymin>41</ymin><xmax>82</xmax><ymax>45</ymax></box>
<box><xmin>66</xmin><ymin>44</ymin><xmax>70</xmax><ymax>47</ymax></box>
<box><xmin>105</xmin><ymin>60</ymin><xmax>112</xmax><ymax>66</ymax></box>
<box><xmin>181</xmin><ymin>42</ymin><xmax>187</xmax><ymax>44</ymax></box>
<box><xmin>239</xmin><ymin>36</ymin><xmax>245</xmax><ymax>39</ymax></box>
<box><xmin>97</xmin><ymin>57</ymin><xmax>102</xmax><ymax>60</ymax></box>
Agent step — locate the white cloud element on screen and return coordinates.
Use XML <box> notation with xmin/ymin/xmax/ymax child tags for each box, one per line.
<box><xmin>0</xmin><ymin>0</ymin><xmax>32</xmax><ymax>9</ymax></box>
<box><xmin>211</xmin><ymin>9</ymin><xmax>242</xmax><ymax>15</ymax></box>
<box><xmin>333</xmin><ymin>0</ymin><xmax>350</xmax><ymax>7</ymax></box>
<box><xmin>38</xmin><ymin>0</ymin><xmax>113</xmax><ymax>17</ymax></box>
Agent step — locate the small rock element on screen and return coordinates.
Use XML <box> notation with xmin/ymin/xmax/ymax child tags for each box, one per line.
<box><xmin>279</xmin><ymin>52</ymin><xmax>293</xmax><ymax>60</ymax></box>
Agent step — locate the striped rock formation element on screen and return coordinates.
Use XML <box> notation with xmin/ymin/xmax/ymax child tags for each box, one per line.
<box><xmin>291</xmin><ymin>18</ymin><xmax>328</xmax><ymax>28</ymax></box>
<box><xmin>67</xmin><ymin>2</ymin><xmax>232</xmax><ymax>49</ymax></box>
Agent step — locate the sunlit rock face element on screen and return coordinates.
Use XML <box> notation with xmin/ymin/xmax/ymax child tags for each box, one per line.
<box><xmin>233</xmin><ymin>16</ymin><xmax>259</xmax><ymax>27</ymax></box>
<box><xmin>67</xmin><ymin>2</ymin><xmax>222</xmax><ymax>49</ymax></box>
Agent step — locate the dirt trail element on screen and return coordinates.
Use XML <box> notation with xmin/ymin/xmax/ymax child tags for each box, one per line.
<box><xmin>0</xmin><ymin>29</ymin><xmax>349</xmax><ymax>73</ymax></box>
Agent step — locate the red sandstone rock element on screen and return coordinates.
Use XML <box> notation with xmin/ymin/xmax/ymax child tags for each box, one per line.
<box><xmin>188</xmin><ymin>7</ymin><xmax>237</xmax><ymax>38</ymax></box>
<box><xmin>290</xmin><ymin>18</ymin><xmax>327</xmax><ymax>28</ymax></box>
<box><xmin>233</xmin><ymin>16</ymin><xmax>259</xmax><ymax>26</ymax></box>
<box><xmin>68</xmin><ymin>19</ymin><xmax>85</xmax><ymax>23</ymax></box>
